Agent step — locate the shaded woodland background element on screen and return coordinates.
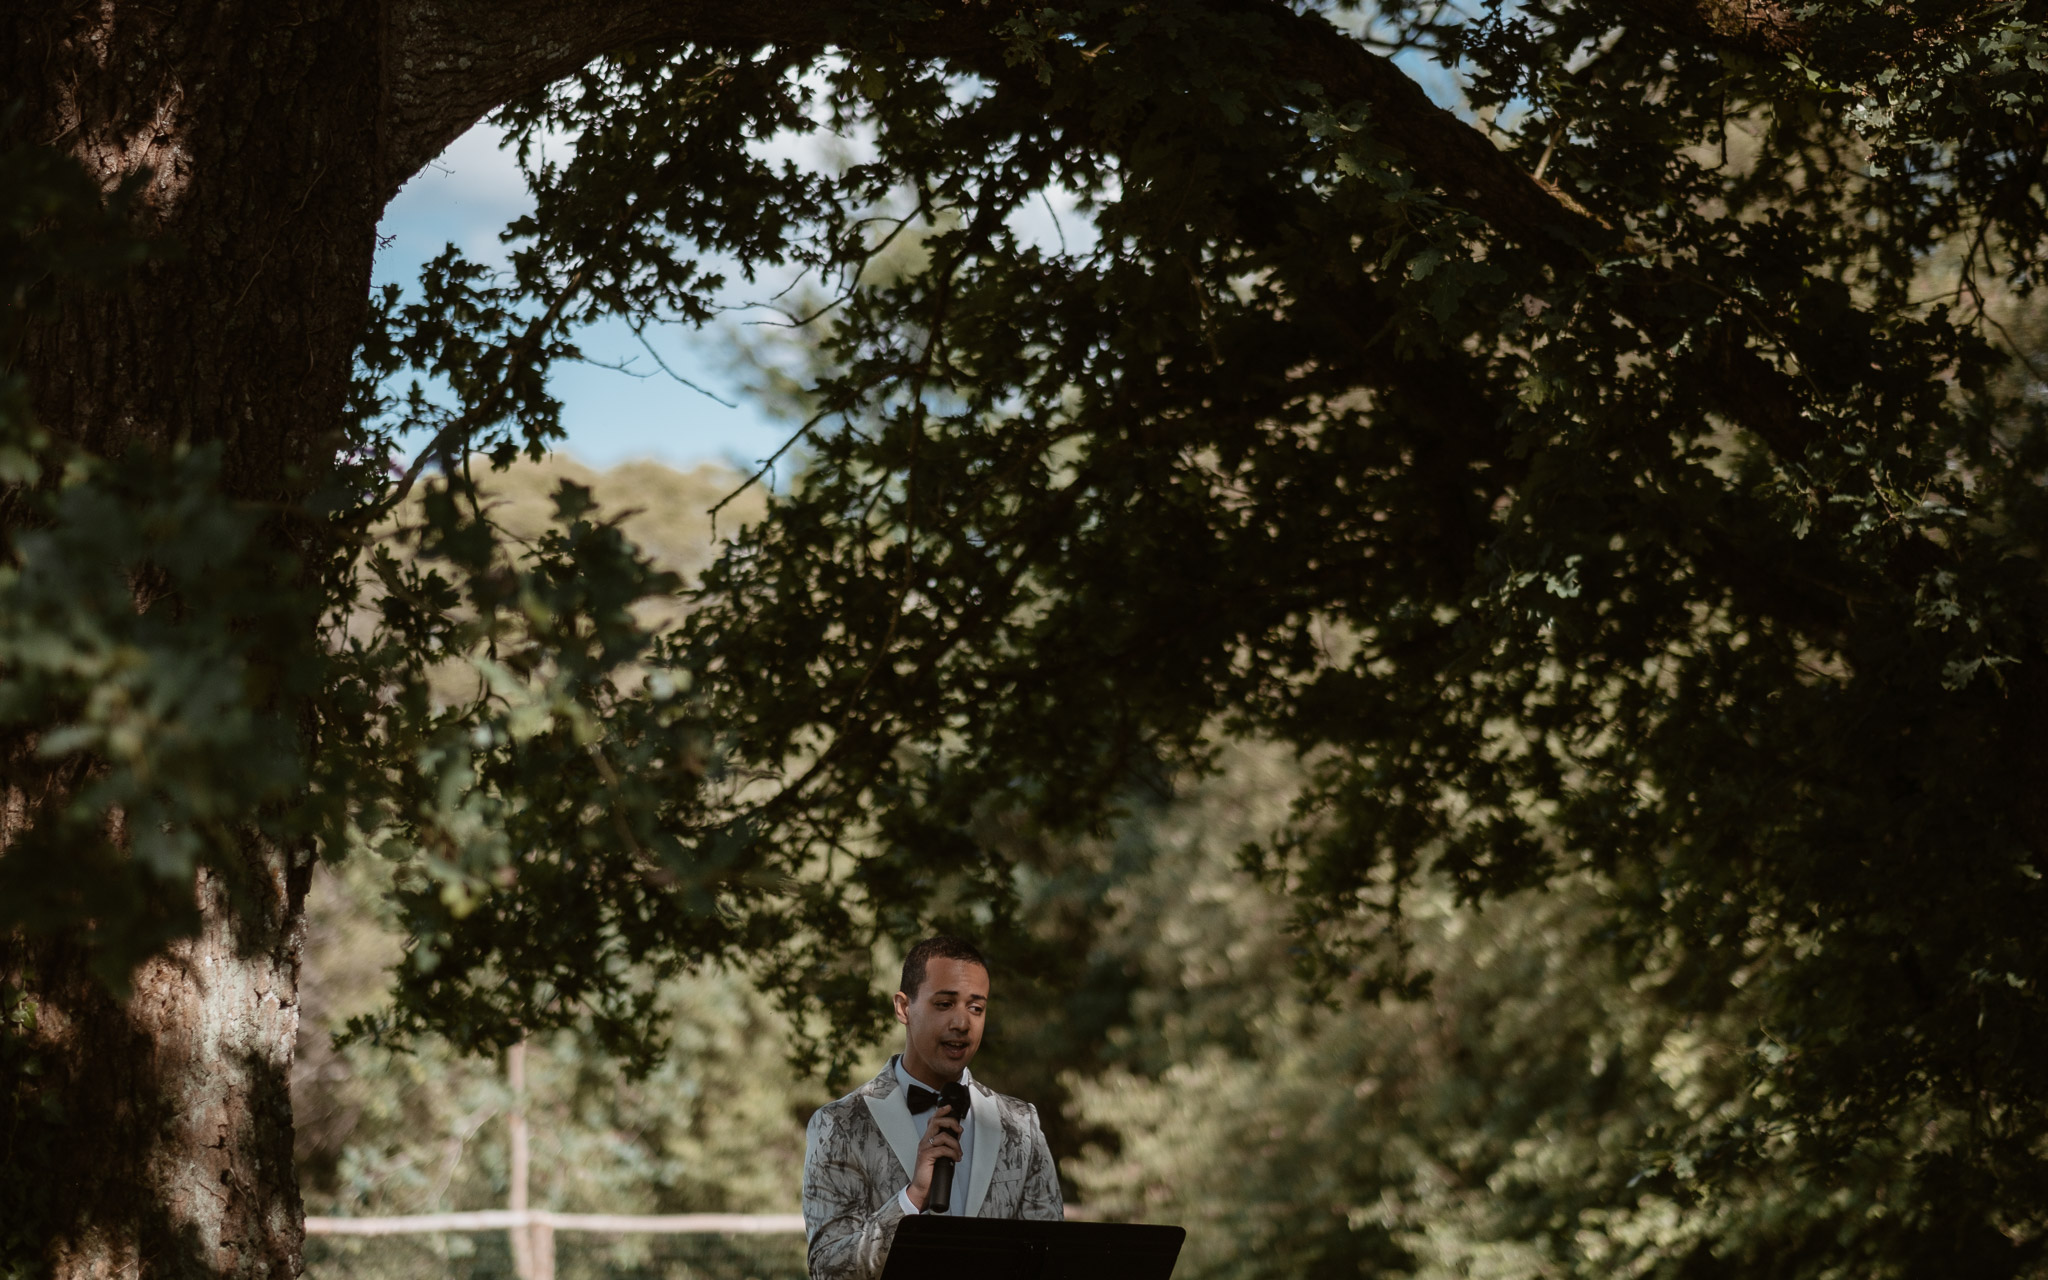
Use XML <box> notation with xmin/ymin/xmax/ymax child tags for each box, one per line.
<box><xmin>295</xmin><ymin>457</ymin><xmax>1827</xmax><ymax>1280</ymax></box>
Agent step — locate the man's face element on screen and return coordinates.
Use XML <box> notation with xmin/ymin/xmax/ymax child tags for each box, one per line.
<box><xmin>893</xmin><ymin>957</ymin><xmax>989</xmax><ymax>1085</ymax></box>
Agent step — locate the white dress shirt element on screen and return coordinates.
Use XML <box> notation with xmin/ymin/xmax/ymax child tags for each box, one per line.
<box><xmin>894</xmin><ymin>1058</ymin><xmax>976</xmax><ymax>1215</ymax></box>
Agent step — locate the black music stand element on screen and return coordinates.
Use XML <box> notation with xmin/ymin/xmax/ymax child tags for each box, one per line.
<box><xmin>878</xmin><ymin>1215</ymin><xmax>1185</xmax><ymax>1280</ymax></box>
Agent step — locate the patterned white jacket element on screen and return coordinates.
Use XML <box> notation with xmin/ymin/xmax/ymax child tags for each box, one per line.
<box><xmin>801</xmin><ymin>1056</ymin><xmax>1064</xmax><ymax>1280</ymax></box>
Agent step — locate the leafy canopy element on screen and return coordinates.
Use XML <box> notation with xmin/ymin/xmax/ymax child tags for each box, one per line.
<box><xmin>7</xmin><ymin>0</ymin><xmax>2048</xmax><ymax>1264</ymax></box>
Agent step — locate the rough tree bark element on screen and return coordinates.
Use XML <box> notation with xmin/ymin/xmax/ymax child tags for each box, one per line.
<box><xmin>3</xmin><ymin>3</ymin><xmax>383</xmax><ymax>1273</ymax></box>
<box><xmin>0</xmin><ymin>0</ymin><xmax>1586</xmax><ymax>1275</ymax></box>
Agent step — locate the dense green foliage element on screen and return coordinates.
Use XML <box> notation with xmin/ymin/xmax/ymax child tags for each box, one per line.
<box><xmin>632</xmin><ymin>2</ymin><xmax>2048</xmax><ymax>1263</ymax></box>
<box><xmin>537</xmin><ymin>6</ymin><xmax>2048</xmax><ymax>1263</ymax></box>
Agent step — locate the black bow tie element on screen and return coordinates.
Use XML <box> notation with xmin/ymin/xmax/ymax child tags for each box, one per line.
<box><xmin>906</xmin><ymin>1082</ymin><xmax>971</xmax><ymax>1115</ymax></box>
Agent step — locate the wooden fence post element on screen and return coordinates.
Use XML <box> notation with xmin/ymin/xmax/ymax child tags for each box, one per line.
<box><xmin>509</xmin><ymin>1041</ymin><xmax>539</xmax><ymax>1280</ymax></box>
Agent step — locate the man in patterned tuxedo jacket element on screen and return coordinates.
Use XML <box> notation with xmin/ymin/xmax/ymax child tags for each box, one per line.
<box><xmin>801</xmin><ymin>936</ymin><xmax>1064</xmax><ymax>1280</ymax></box>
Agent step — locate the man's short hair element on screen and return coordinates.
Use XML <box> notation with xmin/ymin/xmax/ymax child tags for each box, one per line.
<box><xmin>899</xmin><ymin>935</ymin><xmax>989</xmax><ymax>998</ymax></box>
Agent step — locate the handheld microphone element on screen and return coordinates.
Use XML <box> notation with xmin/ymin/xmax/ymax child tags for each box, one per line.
<box><xmin>927</xmin><ymin>1081</ymin><xmax>973</xmax><ymax>1213</ymax></box>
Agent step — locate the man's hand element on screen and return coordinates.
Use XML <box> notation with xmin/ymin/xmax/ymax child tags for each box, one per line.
<box><xmin>904</xmin><ymin>1105</ymin><xmax>963</xmax><ymax>1211</ymax></box>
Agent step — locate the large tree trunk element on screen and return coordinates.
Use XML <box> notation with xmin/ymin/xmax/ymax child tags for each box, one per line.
<box><xmin>2</xmin><ymin>2</ymin><xmax>381</xmax><ymax>1274</ymax></box>
<box><xmin>10</xmin><ymin>2</ymin><xmax>383</xmax><ymax>491</ymax></box>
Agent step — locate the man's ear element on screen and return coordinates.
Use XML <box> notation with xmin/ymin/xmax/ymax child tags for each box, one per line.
<box><xmin>892</xmin><ymin>989</ymin><xmax>911</xmax><ymax>1025</ymax></box>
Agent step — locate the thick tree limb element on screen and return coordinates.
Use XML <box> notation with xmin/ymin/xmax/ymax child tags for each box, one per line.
<box><xmin>375</xmin><ymin>0</ymin><xmax>1596</xmax><ymax>244</ymax></box>
<box><xmin>375</xmin><ymin>0</ymin><xmax>838</xmax><ymax>200</ymax></box>
<box><xmin>1243</xmin><ymin>2</ymin><xmax>1609</xmax><ymax>250</ymax></box>
<box><xmin>373</xmin><ymin>0</ymin><xmax>1816</xmax><ymax>464</ymax></box>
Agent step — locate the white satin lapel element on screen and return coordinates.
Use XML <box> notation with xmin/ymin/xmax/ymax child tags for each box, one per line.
<box><xmin>862</xmin><ymin>1073</ymin><xmax>919</xmax><ymax>1181</ymax></box>
<box><xmin>964</xmin><ymin>1082</ymin><xmax>1002</xmax><ymax>1216</ymax></box>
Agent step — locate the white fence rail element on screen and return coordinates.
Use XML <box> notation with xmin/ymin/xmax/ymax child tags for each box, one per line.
<box><xmin>303</xmin><ymin>1046</ymin><xmax>810</xmax><ymax>1279</ymax></box>
<box><xmin>305</xmin><ymin>1211</ymin><xmax>806</xmax><ymax>1236</ymax></box>
<box><xmin>305</xmin><ymin>1210</ymin><xmax>806</xmax><ymax>1280</ymax></box>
